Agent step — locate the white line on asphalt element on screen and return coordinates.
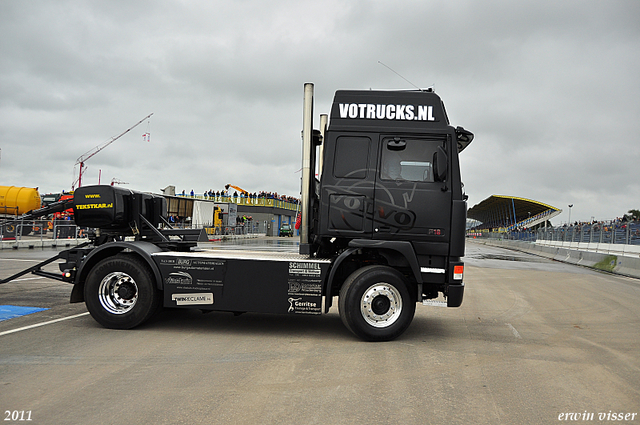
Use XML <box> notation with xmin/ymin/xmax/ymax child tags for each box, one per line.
<box><xmin>506</xmin><ymin>323</ymin><xmax>522</xmax><ymax>339</ymax></box>
<box><xmin>0</xmin><ymin>312</ymin><xmax>90</xmax><ymax>337</ymax></box>
<box><xmin>0</xmin><ymin>258</ymin><xmax>43</xmax><ymax>262</ymax></box>
<box><xmin>11</xmin><ymin>276</ymin><xmax>47</xmax><ymax>282</ymax></box>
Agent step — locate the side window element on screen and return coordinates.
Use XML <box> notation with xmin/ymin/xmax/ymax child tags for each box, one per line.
<box><xmin>333</xmin><ymin>136</ymin><xmax>370</xmax><ymax>179</ymax></box>
<box><xmin>380</xmin><ymin>138</ymin><xmax>443</xmax><ymax>182</ymax></box>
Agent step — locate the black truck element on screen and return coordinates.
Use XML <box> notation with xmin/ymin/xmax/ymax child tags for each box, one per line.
<box><xmin>1</xmin><ymin>83</ymin><xmax>473</xmax><ymax>341</ymax></box>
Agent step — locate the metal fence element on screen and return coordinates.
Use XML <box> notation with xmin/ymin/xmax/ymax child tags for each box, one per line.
<box><xmin>176</xmin><ymin>194</ymin><xmax>299</xmax><ymax>211</ymax></box>
<box><xmin>0</xmin><ymin>219</ymin><xmax>81</xmax><ymax>242</ymax></box>
<box><xmin>200</xmin><ymin>224</ymin><xmax>263</xmax><ymax>237</ymax></box>
<box><xmin>0</xmin><ymin>218</ymin><xmax>273</xmax><ymax>244</ymax></box>
<box><xmin>485</xmin><ymin>221</ymin><xmax>640</xmax><ymax>246</ymax></box>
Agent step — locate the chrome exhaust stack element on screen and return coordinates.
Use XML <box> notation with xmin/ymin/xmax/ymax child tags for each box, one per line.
<box><xmin>299</xmin><ymin>83</ymin><xmax>314</xmax><ymax>255</ymax></box>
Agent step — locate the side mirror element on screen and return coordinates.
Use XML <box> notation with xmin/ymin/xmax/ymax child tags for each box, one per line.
<box><xmin>312</xmin><ymin>129</ymin><xmax>323</xmax><ymax>146</ymax></box>
<box><xmin>455</xmin><ymin>126</ymin><xmax>474</xmax><ymax>152</ymax></box>
<box><xmin>433</xmin><ymin>146</ymin><xmax>448</xmax><ymax>182</ymax></box>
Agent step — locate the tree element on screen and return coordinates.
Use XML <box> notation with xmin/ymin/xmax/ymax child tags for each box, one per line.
<box><xmin>626</xmin><ymin>209</ymin><xmax>640</xmax><ymax>221</ymax></box>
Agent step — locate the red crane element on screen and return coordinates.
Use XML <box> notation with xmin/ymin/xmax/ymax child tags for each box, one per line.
<box><xmin>72</xmin><ymin>113</ymin><xmax>153</xmax><ymax>189</ymax></box>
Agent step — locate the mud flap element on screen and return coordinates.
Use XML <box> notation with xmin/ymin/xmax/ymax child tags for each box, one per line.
<box><xmin>446</xmin><ymin>283</ymin><xmax>464</xmax><ymax>307</ymax></box>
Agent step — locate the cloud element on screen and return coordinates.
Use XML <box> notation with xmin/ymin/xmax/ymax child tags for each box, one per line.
<box><xmin>1</xmin><ymin>0</ymin><xmax>639</xmax><ymax>223</ymax></box>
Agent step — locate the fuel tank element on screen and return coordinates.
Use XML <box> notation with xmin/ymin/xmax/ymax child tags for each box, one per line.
<box><xmin>0</xmin><ymin>186</ymin><xmax>41</xmax><ymax>215</ymax></box>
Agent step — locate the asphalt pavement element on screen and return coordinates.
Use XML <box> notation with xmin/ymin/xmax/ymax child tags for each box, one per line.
<box><xmin>1</xmin><ymin>240</ymin><xmax>639</xmax><ymax>424</ymax></box>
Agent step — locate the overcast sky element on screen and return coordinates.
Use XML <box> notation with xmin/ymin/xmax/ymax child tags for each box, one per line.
<box><xmin>1</xmin><ymin>0</ymin><xmax>638</xmax><ymax>224</ymax></box>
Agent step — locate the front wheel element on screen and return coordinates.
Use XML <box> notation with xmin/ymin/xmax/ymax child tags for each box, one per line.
<box><xmin>338</xmin><ymin>266</ymin><xmax>416</xmax><ymax>341</ymax></box>
<box><xmin>84</xmin><ymin>254</ymin><xmax>161</xmax><ymax>329</ymax></box>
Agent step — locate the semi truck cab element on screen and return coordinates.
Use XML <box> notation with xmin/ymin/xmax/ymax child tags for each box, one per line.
<box><xmin>302</xmin><ymin>86</ymin><xmax>473</xmax><ymax>329</ymax></box>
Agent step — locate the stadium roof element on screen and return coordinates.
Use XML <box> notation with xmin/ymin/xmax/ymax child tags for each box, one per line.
<box><xmin>467</xmin><ymin>195</ymin><xmax>562</xmax><ymax>230</ymax></box>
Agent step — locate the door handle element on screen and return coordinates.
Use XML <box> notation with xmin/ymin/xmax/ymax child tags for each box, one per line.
<box><xmin>375</xmin><ymin>226</ymin><xmax>392</xmax><ymax>233</ymax></box>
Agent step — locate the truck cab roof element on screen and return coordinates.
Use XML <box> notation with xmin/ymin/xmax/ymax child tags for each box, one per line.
<box><xmin>328</xmin><ymin>89</ymin><xmax>450</xmax><ymax>132</ymax></box>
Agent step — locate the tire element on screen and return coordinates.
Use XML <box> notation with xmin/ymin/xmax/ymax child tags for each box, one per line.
<box><xmin>338</xmin><ymin>265</ymin><xmax>416</xmax><ymax>342</ymax></box>
<box><xmin>2</xmin><ymin>223</ymin><xmax>16</xmax><ymax>237</ymax></box>
<box><xmin>84</xmin><ymin>254</ymin><xmax>161</xmax><ymax>329</ymax></box>
<box><xmin>18</xmin><ymin>224</ymin><xmax>33</xmax><ymax>236</ymax></box>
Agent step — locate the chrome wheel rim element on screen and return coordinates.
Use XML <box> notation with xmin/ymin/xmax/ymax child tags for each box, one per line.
<box><xmin>98</xmin><ymin>272</ymin><xmax>138</xmax><ymax>315</ymax></box>
<box><xmin>360</xmin><ymin>283</ymin><xmax>403</xmax><ymax>328</ymax></box>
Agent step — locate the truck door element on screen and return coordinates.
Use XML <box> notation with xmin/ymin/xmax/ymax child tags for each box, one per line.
<box><xmin>320</xmin><ymin>134</ymin><xmax>376</xmax><ymax>238</ymax></box>
<box><xmin>373</xmin><ymin>135</ymin><xmax>452</xmax><ymax>248</ymax></box>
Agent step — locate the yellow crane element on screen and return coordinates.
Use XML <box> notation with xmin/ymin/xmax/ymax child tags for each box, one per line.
<box><xmin>224</xmin><ymin>184</ymin><xmax>249</xmax><ymax>195</ymax></box>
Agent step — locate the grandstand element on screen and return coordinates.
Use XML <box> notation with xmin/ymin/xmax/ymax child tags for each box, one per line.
<box><xmin>467</xmin><ymin>195</ymin><xmax>562</xmax><ymax>232</ymax></box>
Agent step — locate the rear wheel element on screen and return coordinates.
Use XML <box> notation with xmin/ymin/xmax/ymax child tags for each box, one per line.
<box><xmin>84</xmin><ymin>254</ymin><xmax>160</xmax><ymax>329</ymax></box>
<box><xmin>339</xmin><ymin>265</ymin><xmax>416</xmax><ymax>341</ymax></box>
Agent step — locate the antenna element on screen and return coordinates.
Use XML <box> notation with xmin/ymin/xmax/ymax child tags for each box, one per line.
<box><xmin>377</xmin><ymin>61</ymin><xmax>430</xmax><ymax>91</ymax></box>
